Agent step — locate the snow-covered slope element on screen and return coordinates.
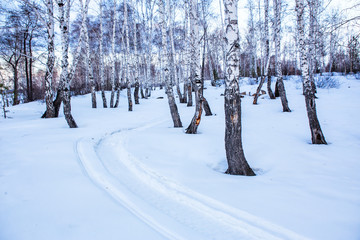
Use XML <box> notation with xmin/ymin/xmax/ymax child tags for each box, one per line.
<box><xmin>1</xmin><ymin>75</ymin><xmax>359</xmax><ymax>240</ymax></box>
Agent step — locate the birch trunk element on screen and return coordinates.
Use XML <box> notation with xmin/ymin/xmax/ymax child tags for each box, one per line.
<box><xmin>132</xmin><ymin>0</ymin><xmax>140</xmax><ymax>105</ymax></box>
<box><xmin>99</xmin><ymin>0</ymin><xmax>107</xmax><ymax>108</ymax></box>
<box><xmin>58</xmin><ymin>0</ymin><xmax>77</xmax><ymax>128</ymax></box>
<box><xmin>264</xmin><ymin>0</ymin><xmax>275</xmax><ymax>99</ymax></box>
<box><xmin>44</xmin><ymin>0</ymin><xmax>55</xmax><ymax>118</ymax></box>
<box><xmin>81</xmin><ymin>0</ymin><xmax>96</xmax><ymax>108</ymax></box>
<box><xmin>109</xmin><ymin>0</ymin><xmax>117</xmax><ymax>108</ymax></box>
<box><xmin>273</xmin><ymin>0</ymin><xmax>291</xmax><ymax>112</ymax></box>
<box><xmin>124</xmin><ymin>0</ymin><xmax>133</xmax><ymax>111</ymax></box>
<box><xmin>223</xmin><ymin>0</ymin><xmax>255</xmax><ymax>176</ymax></box>
<box><xmin>184</xmin><ymin>0</ymin><xmax>193</xmax><ymax>107</ymax></box>
<box><xmin>253</xmin><ymin>53</ymin><xmax>271</xmax><ymax>104</ymax></box>
<box><xmin>186</xmin><ymin>0</ymin><xmax>203</xmax><ymax>134</ymax></box>
<box><xmin>159</xmin><ymin>0</ymin><xmax>182</xmax><ymax>127</ymax></box>
<box><xmin>296</xmin><ymin>0</ymin><xmax>326</xmax><ymax>144</ymax></box>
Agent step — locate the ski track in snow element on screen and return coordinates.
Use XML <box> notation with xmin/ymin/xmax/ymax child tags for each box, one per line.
<box><xmin>75</xmin><ymin>120</ymin><xmax>310</xmax><ymax>240</ymax></box>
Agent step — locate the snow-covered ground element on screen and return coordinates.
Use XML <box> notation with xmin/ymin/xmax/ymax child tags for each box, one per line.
<box><xmin>1</xmin><ymin>75</ymin><xmax>360</xmax><ymax>240</ymax></box>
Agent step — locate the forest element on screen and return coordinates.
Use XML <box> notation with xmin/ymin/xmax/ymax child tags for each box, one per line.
<box><xmin>0</xmin><ymin>0</ymin><xmax>360</xmax><ymax>239</ymax></box>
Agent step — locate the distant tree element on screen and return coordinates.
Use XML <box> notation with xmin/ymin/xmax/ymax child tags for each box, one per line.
<box><xmin>223</xmin><ymin>0</ymin><xmax>255</xmax><ymax>176</ymax></box>
<box><xmin>0</xmin><ymin>11</ymin><xmax>23</xmax><ymax>105</ymax></box>
<box><xmin>348</xmin><ymin>35</ymin><xmax>360</xmax><ymax>73</ymax></box>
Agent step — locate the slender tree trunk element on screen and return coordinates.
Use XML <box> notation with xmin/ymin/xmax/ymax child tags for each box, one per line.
<box><xmin>184</xmin><ymin>0</ymin><xmax>192</xmax><ymax>107</ymax></box>
<box><xmin>132</xmin><ymin>0</ymin><xmax>140</xmax><ymax>105</ymax></box>
<box><xmin>253</xmin><ymin>54</ymin><xmax>271</xmax><ymax>104</ymax></box>
<box><xmin>12</xmin><ymin>65</ymin><xmax>19</xmax><ymax>105</ymax></box>
<box><xmin>264</xmin><ymin>0</ymin><xmax>275</xmax><ymax>99</ymax></box>
<box><xmin>186</xmin><ymin>0</ymin><xmax>203</xmax><ymax>134</ymax></box>
<box><xmin>29</xmin><ymin>35</ymin><xmax>33</xmax><ymax>101</ymax></box>
<box><xmin>273</xmin><ymin>0</ymin><xmax>291</xmax><ymax>112</ymax></box>
<box><xmin>109</xmin><ymin>0</ymin><xmax>117</xmax><ymax>108</ymax></box>
<box><xmin>223</xmin><ymin>0</ymin><xmax>255</xmax><ymax>176</ymax></box>
<box><xmin>58</xmin><ymin>0</ymin><xmax>77</xmax><ymax>128</ymax></box>
<box><xmin>99</xmin><ymin>0</ymin><xmax>107</xmax><ymax>108</ymax></box>
<box><xmin>44</xmin><ymin>0</ymin><xmax>55</xmax><ymax>118</ymax></box>
<box><xmin>159</xmin><ymin>0</ymin><xmax>182</xmax><ymax>127</ymax></box>
<box><xmin>296</xmin><ymin>0</ymin><xmax>326</xmax><ymax>144</ymax></box>
<box><xmin>81</xmin><ymin>0</ymin><xmax>96</xmax><ymax>108</ymax></box>
<box><xmin>124</xmin><ymin>0</ymin><xmax>133</xmax><ymax>111</ymax></box>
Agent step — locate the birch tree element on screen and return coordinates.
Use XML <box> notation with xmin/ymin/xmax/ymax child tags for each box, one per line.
<box><xmin>296</xmin><ymin>0</ymin><xmax>327</xmax><ymax>144</ymax></box>
<box><xmin>132</xmin><ymin>0</ymin><xmax>140</xmax><ymax>105</ymax></box>
<box><xmin>109</xmin><ymin>0</ymin><xmax>117</xmax><ymax>108</ymax></box>
<box><xmin>185</xmin><ymin>0</ymin><xmax>203</xmax><ymax>134</ymax></box>
<box><xmin>273</xmin><ymin>0</ymin><xmax>291</xmax><ymax>112</ymax></box>
<box><xmin>81</xmin><ymin>0</ymin><xmax>97</xmax><ymax>108</ymax></box>
<box><xmin>184</xmin><ymin>0</ymin><xmax>193</xmax><ymax>107</ymax></box>
<box><xmin>159</xmin><ymin>0</ymin><xmax>182</xmax><ymax>127</ymax></box>
<box><xmin>99</xmin><ymin>0</ymin><xmax>107</xmax><ymax>107</ymax></box>
<box><xmin>223</xmin><ymin>0</ymin><xmax>255</xmax><ymax>176</ymax></box>
<box><xmin>168</xmin><ymin>0</ymin><xmax>185</xmax><ymax>103</ymax></box>
<box><xmin>57</xmin><ymin>0</ymin><xmax>77</xmax><ymax>128</ymax></box>
<box><xmin>44</xmin><ymin>0</ymin><xmax>56</xmax><ymax>117</ymax></box>
<box><xmin>124</xmin><ymin>0</ymin><xmax>133</xmax><ymax>111</ymax></box>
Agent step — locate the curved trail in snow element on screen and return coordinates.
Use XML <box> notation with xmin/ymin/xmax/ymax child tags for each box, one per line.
<box><xmin>75</xmin><ymin>121</ymin><xmax>309</xmax><ymax>240</ymax></box>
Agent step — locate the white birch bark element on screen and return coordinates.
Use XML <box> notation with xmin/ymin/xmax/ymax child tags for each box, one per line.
<box><xmin>109</xmin><ymin>0</ymin><xmax>117</xmax><ymax>108</ymax></box>
<box><xmin>167</xmin><ymin>0</ymin><xmax>183</xmax><ymax>103</ymax></box>
<box><xmin>273</xmin><ymin>0</ymin><xmax>291</xmax><ymax>112</ymax></box>
<box><xmin>159</xmin><ymin>0</ymin><xmax>182</xmax><ymax>127</ymax></box>
<box><xmin>264</xmin><ymin>0</ymin><xmax>275</xmax><ymax>99</ymax></box>
<box><xmin>185</xmin><ymin>0</ymin><xmax>203</xmax><ymax>134</ymax></box>
<box><xmin>99</xmin><ymin>0</ymin><xmax>107</xmax><ymax>108</ymax></box>
<box><xmin>44</xmin><ymin>0</ymin><xmax>55</xmax><ymax>118</ymax></box>
<box><xmin>124</xmin><ymin>0</ymin><xmax>133</xmax><ymax>111</ymax></box>
<box><xmin>223</xmin><ymin>0</ymin><xmax>255</xmax><ymax>175</ymax></box>
<box><xmin>184</xmin><ymin>0</ymin><xmax>193</xmax><ymax>107</ymax></box>
<box><xmin>80</xmin><ymin>0</ymin><xmax>97</xmax><ymax>108</ymax></box>
<box><xmin>57</xmin><ymin>0</ymin><xmax>77</xmax><ymax>128</ymax></box>
<box><xmin>132</xmin><ymin>0</ymin><xmax>140</xmax><ymax>104</ymax></box>
<box><xmin>296</xmin><ymin>0</ymin><xmax>326</xmax><ymax>144</ymax></box>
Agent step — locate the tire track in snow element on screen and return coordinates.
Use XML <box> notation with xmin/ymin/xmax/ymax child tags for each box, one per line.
<box><xmin>76</xmin><ymin>121</ymin><xmax>310</xmax><ymax>240</ymax></box>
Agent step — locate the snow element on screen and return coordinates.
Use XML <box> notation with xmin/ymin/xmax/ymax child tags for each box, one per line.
<box><xmin>1</xmin><ymin>75</ymin><xmax>360</xmax><ymax>240</ymax></box>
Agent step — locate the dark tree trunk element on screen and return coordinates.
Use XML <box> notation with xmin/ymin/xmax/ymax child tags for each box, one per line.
<box><xmin>186</xmin><ymin>89</ymin><xmax>202</xmax><ymax>133</ymax></box>
<box><xmin>276</xmin><ymin>77</ymin><xmax>291</xmax><ymax>112</ymax></box>
<box><xmin>183</xmin><ymin>80</ymin><xmax>188</xmax><ymax>103</ymax></box>
<box><xmin>101</xmin><ymin>90</ymin><xmax>107</xmax><ymax>108</ymax></box>
<box><xmin>127</xmin><ymin>81</ymin><xmax>133</xmax><ymax>111</ymax></box>
<box><xmin>114</xmin><ymin>83</ymin><xmax>121</xmax><ymax>108</ymax></box>
<box><xmin>304</xmin><ymin>93</ymin><xmax>327</xmax><ymax>144</ymax></box>
<box><xmin>62</xmin><ymin>89</ymin><xmax>77</xmax><ymax>128</ymax></box>
<box><xmin>224</xmin><ymin>87</ymin><xmax>255</xmax><ymax>176</ymax></box>
<box><xmin>253</xmin><ymin>76</ymin><xmax>266</xmax><ymax>104</ymax></box>
<box><xmin>202</xmin><ymin>97</ymin><xmax>212</xmax><ymax>116</ymax></box>
<box><xmin>187</xmin><ymin>82</ymin><xmax>193</xmax><ymax>106</ymax></box>
<box><xmin>134</xmin><ymin>81</ymin><xmax>140</xmax><ymax>104</ymax></box>
<box><xmin>13</xmin><ymin>67</ymin><xmax>19</xmax><ymax>105</ymax></box>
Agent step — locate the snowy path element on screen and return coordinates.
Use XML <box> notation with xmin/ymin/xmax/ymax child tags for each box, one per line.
<box><xmin>76</xmin><ymin>122</ymin><xmax>309</xmax><ymax>240</ymax></box>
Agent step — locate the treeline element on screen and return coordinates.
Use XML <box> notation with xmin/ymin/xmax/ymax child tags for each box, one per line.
<box><xmin>0</xmin><ymin>0</ymin><xmax>359</xmax><ymax>106</ymax></box>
